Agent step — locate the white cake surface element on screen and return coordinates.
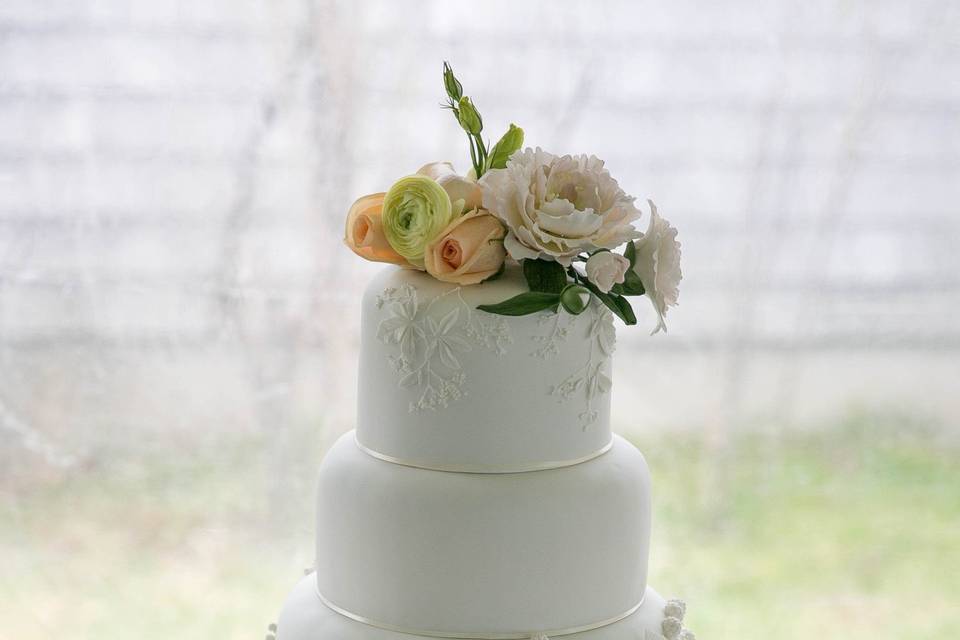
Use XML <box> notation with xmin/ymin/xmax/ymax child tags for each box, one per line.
<box><xmin>357</xmin><ymin>266</ymin><xmax>615</xmax><ymax>473</ymax></box>
<box><xmin>314</xmin><ymin>431</ymin><xmax>650</xmax><ymax>636</ymax></box>
<box><xmin>277</xmin><ymin>575</ymin><xmax>671</xmax><ymax>640</ymax></box>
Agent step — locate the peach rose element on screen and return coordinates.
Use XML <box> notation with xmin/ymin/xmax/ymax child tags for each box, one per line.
<box><xmin>417</xmin><ymin>161</ymin><xmax>482</xmax><ymax>214</ymax></box>
<box><xmin>424</xmin><ymin>210</ymin><xmax>507</xmax><ymax>285</ymax></box>
<box><xmin>344</xmin><ymin>192</ymin><xmax>409</xmax><ymax>265</ymax></box>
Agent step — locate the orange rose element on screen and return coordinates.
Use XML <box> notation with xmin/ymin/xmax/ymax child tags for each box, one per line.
<box><xmin>424</xmin><ymin>210</ymin><xmax>507</xmax><ymax>285</ymax></box>
<box><xmin>344</xmin><ymin>193</ymin><xmax>409</xmax><ymax>265</ymax></box>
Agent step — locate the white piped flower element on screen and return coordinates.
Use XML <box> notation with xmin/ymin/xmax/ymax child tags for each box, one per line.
<box><xmin>632</xmin><ymin>200</ymin><xmax>681</xmax><ymax>334</ymax></box>
<box><xmin>664</xmin><ymin>599</ymin><xmax>686</xmax><ymax>621</ymax></box>
<box><xmin>479</xmin><ymin>148</ymin><xmax>642</xmax><ymax>266</ymax></box>
<box><xmin>661</xmin><ymin>616</ymin><xmax>683</xmax><ymax>640</ymax></box>
<box><xmin>679</xmin><ymin>630</ymin><xmax>696</xmax><ymax>640</ymax></box>
<box><xmin>585</xmin><ymin>251</ymin><xmax>630</xmax><ymax>293</ymax></box>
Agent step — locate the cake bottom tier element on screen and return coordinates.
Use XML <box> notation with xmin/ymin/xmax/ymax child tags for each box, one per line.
<box><xmin>275</xmin><ymin>575</ymin><xmax>673</xmax><ymax>640</ymax></box>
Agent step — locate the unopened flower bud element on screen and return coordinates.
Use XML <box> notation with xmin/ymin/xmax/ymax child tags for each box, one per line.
<box><xmin>560</xmin><ymin>284</ymin><xmax>591</xmax><ymax>315</ymax></box>
<box><xmin>457</xmin><ymin>97</ymin><xmax>483</xmax><ymax>135</ymax></box>
<box><xmin>443</xmin><ymin>61</ymin><xmax>463</xmax><ymax>101</ymax></box>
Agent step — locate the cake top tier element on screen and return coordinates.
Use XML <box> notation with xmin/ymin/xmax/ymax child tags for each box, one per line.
<box><xmin>343</xmin><ymin>63</ymin><xmax>684</xmax><ymax>471</ymax></box>
<box><xmin>356</xmin><ymin>266</ymin><xmax>616</xmax><ymax>472</ymax></box>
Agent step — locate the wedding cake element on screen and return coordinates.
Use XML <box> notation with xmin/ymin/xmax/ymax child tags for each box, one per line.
<box><xmin>272</xmin><ymin>63</ymin><xmax>692</xmax><ymax>640</ymax></box>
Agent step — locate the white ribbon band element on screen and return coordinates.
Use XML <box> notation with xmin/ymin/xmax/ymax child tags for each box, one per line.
<box><xmin>354</xmin><ymin>436</ymin><xmax>614</xmax><ymax>474</ymax></box>
<box><xmin>315</xmin><ymin>584</ymin><xmax>644</xmax><ymax>639</ymax></box>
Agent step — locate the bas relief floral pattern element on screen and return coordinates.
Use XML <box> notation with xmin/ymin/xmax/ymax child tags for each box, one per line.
<box><xmin>376</xmin><ymin>284</ymin><xmax>512</xmax><ymax>412</ymax></box>
<box><xmin>375</xmin><ymin>284</ymin><xmax>615</xmax><ymax>422</ymax></box>
<box><xmin>533</xmin><ymin>302</ymin><xmax>615</xmax><ymax>428</ymax></box>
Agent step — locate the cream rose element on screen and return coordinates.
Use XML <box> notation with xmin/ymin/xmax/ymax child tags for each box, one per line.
<box><xmin>343</xmin><ymin>192</ymin><xmax>409</xmax><ymax>265</ymax></box>
<box><xmin>479</xmin><ymin>148</ymin><xmax>641</xmax><ymax>266</ymax></box>
<box><xmin>424</xmin><ymin>209</ymin><xmax>506</xmax><ymax>285</ymax></box>
<box><xmin>585</xmin><ymin>251</ymin><xmax>630</xmax><ymax>293</ymax></box>
<box><xmin>417</xmin><ymin>161</ymin><xmax>482</xmax><ymax>214</ymax></box>
<box><xmin>632</xmin><ymin>200</ymin><xmax>681</xmax><ymax>334</ymax></box>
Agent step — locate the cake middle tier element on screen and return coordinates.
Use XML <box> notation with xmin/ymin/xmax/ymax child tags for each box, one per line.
<box><xmin>315</xmin><ymin>431</ymin><xmax>651</xmax><ymax>636</ymax></box>
<box><xmin>357</xmin><ymin>266</ymin><xmax>615</xmax><ymax>473</ymax></box>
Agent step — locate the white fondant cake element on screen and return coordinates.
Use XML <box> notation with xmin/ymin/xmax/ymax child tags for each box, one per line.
<box><xmin>316</xmin><ymin>432</ymin><xmax>649</xmax><ymax>635</ymax></box>
<box><xmin>278</xmin><ymin>577</ymin><xmax>674</xmax><ymax>640</ymax></box>
<box><xmin>357</xmin><ymin>267</ymin><xmax>614</xmax><ymax>473</ymax></box>
<box><xmin>274</xmin><ymin>268</ymin><xmax>694</xmax><ymax>640</ymax></box>
<box><xmin>275</xmin><ymin>58</ymin><xmax>692</xmax><ymax>639</ymax></box>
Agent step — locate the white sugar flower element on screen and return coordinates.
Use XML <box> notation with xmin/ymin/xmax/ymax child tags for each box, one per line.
<box><xmin>585</xmin><ymin>251</ymin><xmax>630</xmax><ymax>293</ymax></box>
<box><xmin>661</xmin><ymin>616</ymin><xmax>683</xmax><ymax>640</ymax></box>
<box><xmin>632</xmin><ymin>200</ymin><xmax>681</xmax><ymax>334</ymax></box>
<box><xmin>663</xmin><ymin>599</ymin><xmax>686</xmax><ymax>621</ymax></box>
<box><xmin>479</xmin><ymin>148</ymin><xmax>641</xmax><ymax>266</ymax></box>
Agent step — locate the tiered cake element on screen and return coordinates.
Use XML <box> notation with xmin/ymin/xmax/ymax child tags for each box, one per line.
<box><xmin>274</xmin><ymin>267</ymin><xmax>695</xmax><ymax>640</ymax></box>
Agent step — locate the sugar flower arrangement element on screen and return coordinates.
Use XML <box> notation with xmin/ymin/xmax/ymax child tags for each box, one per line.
<box><xmin>345</xmin><ymin>63</ymin><xmax>682</xmax><ymax>333</ymax></box>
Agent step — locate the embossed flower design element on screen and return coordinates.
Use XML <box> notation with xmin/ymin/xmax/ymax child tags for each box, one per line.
<box><xmin>591</xmin><ymin>305</ymin><xmax>616</xmax><ymax>357</ymax></box>
<box><xmin>376</xmin><ymin>283</ymin><xmax>513</xmax><ymax>413</ymax></box>
<box><xmin>541</xmin><ymin>302</ymin><xmax>615</xmax><ymax>428</ymax></box>
<box><xmin>377</xmin><ymin>290</ymin><xmax>424</xmax><ymax>365</ymax></box>
<box><xmin>425</xmin><ymin>308</ymin><xmax>472</xmax><ymax>370</ymax></box>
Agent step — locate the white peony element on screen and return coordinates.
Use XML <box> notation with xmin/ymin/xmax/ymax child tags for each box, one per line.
<box><xmin>417</xmin><ymin>161</ymin><xmax>482</xmax><ymax>214</ymax></box>
<box><xmin>585</xmin><ymin>251</ymin><xmax>630</xmax><ymax>293</ymax></box>
<box><xmin>632</xmin><ymin>200</ymin><xmax>681</xmax><ymax>335</ymax></box>
<box><xmin>479</xmin><ymin>148</ymin><xmax>641</xmax><ymax>266</ymax></box>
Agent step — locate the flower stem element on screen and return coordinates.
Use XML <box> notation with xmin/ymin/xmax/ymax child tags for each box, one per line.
<box><xmin>472</xmin><ymin>134</ymin><xmax>490</xmax><ymax>177</ymax></box>
<box><xmin>475</xmin><ymin>135</ymin><xmax>488</xmax><ymax>167</ymax></box>
<box><xmin>468</xmin><ymin>135</ymin><xmax>482</xmax><ymax>177</ymax></box>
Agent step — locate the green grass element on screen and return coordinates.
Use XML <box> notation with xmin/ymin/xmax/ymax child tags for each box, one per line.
<box><xmin>2</xmin><ymin>413</ymin><xmax>957</xmax><ymax>639</ymax></box>
<box><xmin>644</xmin><ymin>415</ymin><xmax>960</xmax><ymax>638</ymax></box>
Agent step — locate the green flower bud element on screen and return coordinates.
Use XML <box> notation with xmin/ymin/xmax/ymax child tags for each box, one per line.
<box><xmin>382</xmin><ymin>175</ymin><xmax>454</xmax><ymax>267</ymax></box>
<box><xmin>486</xmin><ymin>123</ymin><xmax>525</xmax><ymax>171</ymax></box>
<box><xmin>559</xmin><ymin>284</ymin><xmax>591</xmax><ymax>315</ymax></box>
<box><xmin>457</xmin><ymin>97</ymin><xmax>483</xmax><ymax>135</ymax></box>
<box><xmin>442</xmin><ymin>61</ymin><xmax>462</xmax><ymax>102</ymax></box>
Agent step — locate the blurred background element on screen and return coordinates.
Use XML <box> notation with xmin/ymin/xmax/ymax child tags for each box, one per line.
<box><xmin>1</xmin><ymin>1</ymin><xmax>958</xmax><ymax>638</ymax></box>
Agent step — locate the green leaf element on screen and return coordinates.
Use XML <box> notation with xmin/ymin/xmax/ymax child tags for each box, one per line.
<box><xmin>480</xmin><ymin>260</ymin><xmax>506</xmax><ymax>283</ymax></box>
<box><xmin>581</xmin><ymin>279</ymin><xmax>638</xmax><ymax>325</ymax></box>
<box><xmin>559</xmin><ymin>284</ymin><xmax>591</xmax><ymax>315</ymax></box>
<box><xmin>611</xmin><ymin>294</ymin><xmax>637</xmax><ymax>325</ymax></box>
<box><xmin>485</xmin><ymin>124</ymin><xmax>524</xmax><ymax>171</ymax></box>
<box><xmin>477</xmin><ymin>291</ymin><xmax>560</xmax><ymax>316</ymax></box>
<box><xmin>624</xmin><ymin>240</ymin><xmax>637</xmax><ymax>268</ymax></box>
<box><xmin>613</xmin><ymin>269</ymin><xmax>645</xmax><ymax>296</ymax></box>
<box><xmin>523</xmin><ymin>258</ymin><xmax>568</xmax><ymax>294</ymax></box>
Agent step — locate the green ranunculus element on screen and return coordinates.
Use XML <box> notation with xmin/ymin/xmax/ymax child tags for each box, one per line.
<box><xmin>382</xmin><ymin>175</ymin><xmax>454</xmax><ymax>267</ymax></box>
